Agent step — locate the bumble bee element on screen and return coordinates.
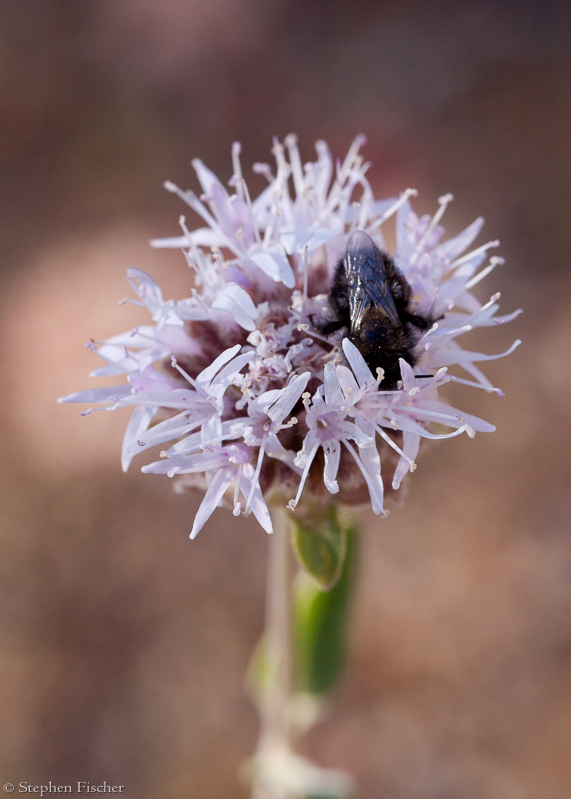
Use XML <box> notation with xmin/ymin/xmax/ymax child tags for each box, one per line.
<box><xmin>318</xmin><ymin>230</ymin><xmax>432</xmax><ymax>389</ymax></box>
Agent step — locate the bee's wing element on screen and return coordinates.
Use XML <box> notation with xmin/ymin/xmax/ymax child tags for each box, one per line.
<box><xmin>345</xmin><ymin>231</ymin><xmax>400</xmax><ymax>331</ymax></box>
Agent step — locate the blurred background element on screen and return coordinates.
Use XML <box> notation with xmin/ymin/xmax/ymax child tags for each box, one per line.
<box><xmin>0</xmin><ymin>0</ymin><xmax>570</xmax><ymax>796</ymax></box>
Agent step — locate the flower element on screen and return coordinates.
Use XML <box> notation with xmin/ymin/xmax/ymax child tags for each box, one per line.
<box><xmin>59</xmin><ymin>135</ymin><xmax>521</xmax><ymax>535</ymax></box>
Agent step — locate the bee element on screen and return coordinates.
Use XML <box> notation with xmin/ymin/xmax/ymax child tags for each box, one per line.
<box><xmin>317</xmin><ymin>230</ymin><xmax>432</xmax><ymax>389</ymax></box>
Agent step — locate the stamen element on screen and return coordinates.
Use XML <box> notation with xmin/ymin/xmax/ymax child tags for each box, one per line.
<box><xmin>177</xmin><ymin>216</ymin><xmax>196</xmax><ymax>257</ymax></box>
<box><xmin>252</xmin><ymin>162</ymin><xmax>274</xmax><ymax>182</ymax></box>
<box><xmin>368</xmin><ymin>188</ymin><xmax>418</xmax><ymax>235</ymax></box>
<box><xmin>262</xmin><ymin>216</ymin><xmax>275</xmax><ymax>248</ymax></box>
<box><xmin>464</xmin><ymin>257</ymin><xmax>502</xmax><ymax>291</ymax></box>
<box><xmin>170</xmin><ymin>356</ymin><xmax>198</xmax><ymax>390</ymax></box>
<box><xmin>231</xmin><ymin>142</ymin><xmax>245</xmax><ymax>199</ymax></box>
<box><xmin>190</xmin><ymin>288</ymin><xmax>210</xmax><ymax>311</ymax></box>
<box><xmin>291</xmin><ymin>443</ymin><xmax>319</xmax><ymax>509</ymax></box>
<box><xmin>285</xmin><ymin>133</ymin><xmax>305</xmax><ymax>198</ymax></box>
<box><xmin>449</xmin><ymin>375</ymin><xmax>505</xmax><ymax>395</ymax></box>
<box><xmin>451</xmin><ymin>239</ymin><xmax>500</xmax><ymax>268</ymax></box>
<box><xmin>348</xmin><ymin>201</ymin><xmax>362</xmax><ymax>235</ymax></box>
<box><xmin>164</xmin><ymin>180</ymin><xmax>242</xmax><ymax>259</ymax></box>
<box><xmin>339</xmin><ymin>135</ymin><xmax>367</xmax><ymax>182</ymax></box>
<box><xmin>410</xmin><ymin>193</ymin><xmax>454</xmax><ymax>265</ymax></box>
<box><xmin>239</xmin><ymin>177</ymin><xmax>262</xmax><ymax>245</ymax></box>
<box><xmin>373</xmin><ymin>423</ymin><xmax>415</xmax><ymax>465</ymax></box>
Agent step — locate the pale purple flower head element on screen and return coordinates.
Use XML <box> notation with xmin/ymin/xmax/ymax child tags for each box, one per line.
<box><xmin>59</xmin><ymin>135</ymin><xmax>521</xmax><ymax>536</ymax></box>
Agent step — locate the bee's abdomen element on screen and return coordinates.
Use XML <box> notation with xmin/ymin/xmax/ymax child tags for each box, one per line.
<box><xmin>353</xmin><ymin>317</ymin><xmax>417</xmax><ymax>389</ymax></box>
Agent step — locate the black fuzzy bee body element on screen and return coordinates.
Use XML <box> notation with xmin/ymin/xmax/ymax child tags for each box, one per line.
<box><xmin>319</xmin><ymin>231</ymin><xmax>432</xmax><ymax>389</ymax></box>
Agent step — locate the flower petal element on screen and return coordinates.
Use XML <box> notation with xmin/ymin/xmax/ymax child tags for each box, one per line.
<box><xmin>190</xmin><ymin>467</ymin><xmax>234</xmax><ymax>539</ymax></box>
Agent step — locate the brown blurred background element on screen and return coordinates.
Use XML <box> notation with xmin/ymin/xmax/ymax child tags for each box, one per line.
<box><xmin>0</xmin><ymin>1</ymin><xmax>570</xmax><ymax>797</ymax></box>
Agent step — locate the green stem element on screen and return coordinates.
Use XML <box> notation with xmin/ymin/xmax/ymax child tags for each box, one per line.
<box><xmin>251</xmin><ymin>507</ymin><xmax>294</xmax><ymax>799</ymax></box>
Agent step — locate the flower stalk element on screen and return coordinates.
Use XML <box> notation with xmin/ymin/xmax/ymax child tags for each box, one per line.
<box><xmin>249</xmin><ymin>506</ymin><xmax>356</xmax><ymax>799</ymax></box>
<box><xmin>251</xmin><ymin>507</ymin><xmax>295</xmax><ymax>799</ymax></box>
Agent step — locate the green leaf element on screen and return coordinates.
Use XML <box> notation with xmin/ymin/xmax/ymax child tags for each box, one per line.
<box><xmin>292</xmin><ymin>506</ymin><xmax>347</xmax><ymax>590</ymax></box>
<box><xmin>294</xmin><ymin>513</ymin><xmax>357</xmax><ymax>696</ymax></box>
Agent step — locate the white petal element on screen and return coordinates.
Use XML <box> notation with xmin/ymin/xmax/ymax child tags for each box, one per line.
<box><xmin>196</xmin><ymin>344</ymin><xmax>241</xmax><ymax>387</ymax></box>
<box><xmin>142</xmin><ymin>450</ymin><xmax>226</xmax><ymax>475</ymax></box>
<box><xmin>126</xmin><ymin>268</ymin><xmax>164</xmax><ymax>305</ymax></box>
<box><xmin>323</xmin><ymin>362</ymin><xmax>344</xmax><ymax>407</ymax></box>
<box><xmin>58</xmin><ymin>385</ymin><xmax>132</xmax><ymax>404</ymax></box>
<box><xmin>264</xmin><ymin>435</ymin><xmax>299</xmax><ymax>471</ymax></box>
<box><xmin>212</xmin><ymin>284</ymin><xmax>259</xmax><ymax>331</ymax></box>
<box><xmin>291</xmin><ymin>441</ymin><xmax>320</xmax><ymax>507</ymax></box>
<box><xmin>267</xmin><ymin>372</ymin><xmax>311</xmax><ymax>423</ymax></box>
<box><xmin>150</xmin><ymin>227</ymin><xmax>222</xmax><ymax>249</ymax></box>
<box><xmin>192</xmin><ymin>158</ymin><xmax>227</xmax><ymax>197</ymax></box>
<box><xmin>342</xmin><ymin>339</ymin><xmax>376</xmax><ymax>389</ymax></box>
<box><xmin>240</xmin><ymin>467</ymin><xmax>273</xmax><ymax>533</ymax></box>
<box><xmin>438</xmin><ymin>217</ymin><xmax>484</xmax><ymax>260</ymax></box>
<box><xmin>190</xmin><ymin>468</ymin><xmax>234</xmax><ymax>538</ymax></box>
<box><xmin>206</xmin><ymin>351</ymin><xmax>254</xmax><ymax>404</ymax></box>
<box><xmin>117</xmin><ymin>388</ymin><xmax>199</xmax><ymax>409</ymax></box>
<box><xmin>121</xmin><ymin>405</ymin><xmax>157</xmax><ymax>472</ymax></box>
<box><xmin>323</xmin><ymin>441</ymin><xmax>341</xmax><ymax>494</ymax></box>
<box><xmin>344</xmin><ymin>441</ymin><xmax>384</xmax><ymax>516</ymax></box>
<box><xmin>200</xmin><ymin>412</ymin><xmax>223</xmax><ymax>448</ymax></box>
<box><xmin>335</xmin><ymin>365</ymin><xmax>360</xmax><ymax>400</ymax></box>
<box><xmin>407</xmin><ymin>399</ymin><xmax>496</xmax><ymax>433</ymax></box>
<box><xmin>279</xmin><ymin>226</ymin><xmax>333</xmax><ymax>256</ymax></box>
<box><xmin>341</xmin><ymin>421</ymin><xmax>374</xmax><ymax>448</ymax></box>
<box><xmin>398</xmin><ymin>359</ymin><xmax>416</xmax><ymax>393</ymax></box>
<box><xmin>250</xmin><ymin>247</ymin><xmax>295</xmax><ymax>288</ymax></box>
<box><xmin>392</xmin><ymin>431</ymin><xmax>420</xmax><ymax>490</ymax></box>
<box><xmin>434</xmin><ymin>340</ymin><xmax>521</xmax><ymax>367</ymax></box>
